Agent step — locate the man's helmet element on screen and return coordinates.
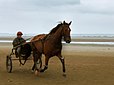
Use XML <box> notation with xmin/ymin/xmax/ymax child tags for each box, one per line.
<box><xmin>17</xmin><ymin>31</ymin><xmax>23</xmax><ymax>35</ymax></box>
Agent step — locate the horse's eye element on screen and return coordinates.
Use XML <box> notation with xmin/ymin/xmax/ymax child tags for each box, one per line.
<box><xmin>65</xmin><ymin>29</ymin><xmax>67</xmax><ymax>32</ymax></box>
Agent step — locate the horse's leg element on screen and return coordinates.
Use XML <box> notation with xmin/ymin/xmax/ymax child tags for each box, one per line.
<box><xmin>32</xmin><ymin>51</ymin><xmax>36</xmax><ymax>71</ymax></box>
<box><xmin>57</xmin><ymin>54</ymin><xmax>66</xmax><ymax>77</ymax></box>
<box><xmin>32</xmin><ymin>52</ymin><xmax>42</xmax><ymax>76</ymax></box>
<box><xmin>40</xmin><ymin>56</ymin><xmax>49</xmax><ymax>72</ymax></box>
<box><xmin>32</xmin><ymin>51</ymin><xmax>41</xmax><ymax>72</ymax></box>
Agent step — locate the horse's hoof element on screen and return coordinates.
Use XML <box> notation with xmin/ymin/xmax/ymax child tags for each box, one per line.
<box><xmin>22</xmin><ymin>64</ymin><xmax>24</xmax><ymax>65</ymax></box>
<box><xmin>35</xmin><ymin>70</ymin><xmax>39</xmax><ymax>76</ymax></box>
<box><xmin>31</xmin><ymin>70</ymin><xmax>34</xmax><ymax>73</ymax></box>
<box><xmin>63</xmin><ymin>73</ymin><xmax>66</xmax><ymax>77</ymax></box>
<box><xmin>40</xmin><ymin>69</ymin><xmax>44</xmax><ymax>72</ymax></box>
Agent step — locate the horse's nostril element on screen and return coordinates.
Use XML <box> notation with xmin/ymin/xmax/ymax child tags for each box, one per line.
<box><xmin>66</xmin><ymin>40</ymin><xmax>71</xmax><ymax>43</ymax></box>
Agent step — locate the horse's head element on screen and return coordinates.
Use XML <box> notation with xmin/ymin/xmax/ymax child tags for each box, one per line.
<box><xmin>62</xmin><ymin>21</ymin><xmax>72</xmax><ymax>43</ymax></box>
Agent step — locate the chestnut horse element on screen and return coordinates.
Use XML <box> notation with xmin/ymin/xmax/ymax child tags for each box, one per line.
<box><xmin>31</xmin><ymin>21</ymin><xmax>72</xmax><ymax>76</ymax></box>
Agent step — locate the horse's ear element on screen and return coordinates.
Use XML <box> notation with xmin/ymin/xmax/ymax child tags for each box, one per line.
<box><xmin>63</xmin><ymin>21</ymin><xmax>66</xmax><ymax>24</ymax></box>
<box><xmin>69</xmin><ymin>21</ymin><xmax>72</xmax><ymax>25</ymax></box>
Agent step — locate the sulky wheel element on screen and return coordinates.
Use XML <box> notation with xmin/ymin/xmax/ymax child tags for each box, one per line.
<box><xmin>6</xmin><ymin>55</ymin><xmax>12</xmax><ymax>73</ymax></box>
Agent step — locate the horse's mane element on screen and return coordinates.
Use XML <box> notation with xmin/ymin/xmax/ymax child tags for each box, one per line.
<box><xmin>49</xmin><ymin>23</ymin><xmax>62</xmax><ymax>34</ymax></box>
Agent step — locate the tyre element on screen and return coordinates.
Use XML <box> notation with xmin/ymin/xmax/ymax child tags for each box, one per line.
<box><xmin>6</xmin><ymin>55</ymin><xmax>12</xmax><ymax>73</ymax></box>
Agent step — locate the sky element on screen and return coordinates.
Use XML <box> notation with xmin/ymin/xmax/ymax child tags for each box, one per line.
<box><xmin>0</xmin><ymin>0</ymin><xmax>114</xmax><ymax>34</ymax></box>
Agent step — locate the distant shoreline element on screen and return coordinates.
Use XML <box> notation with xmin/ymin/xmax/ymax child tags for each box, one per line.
<box><xmin>1</xmin><ymin>36</ymin><xmax>114</xmax><ymax>42</ymax></box>
<box><xmin>72</xmin><ymin>38</ymin><xmax>114</xmax><ymax>42</ymax></box>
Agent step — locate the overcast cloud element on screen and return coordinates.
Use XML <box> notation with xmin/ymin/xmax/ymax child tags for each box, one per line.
<box><xmin>0</xmin><ymin>0</ymin><xmax>114</xmax><ymax>34</ymax></box>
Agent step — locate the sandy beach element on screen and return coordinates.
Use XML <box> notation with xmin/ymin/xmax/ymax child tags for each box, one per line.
<box><xmin>0</xmin><ymin>37</ymin><xmax>114</xmax><ymax>85</ymax></box>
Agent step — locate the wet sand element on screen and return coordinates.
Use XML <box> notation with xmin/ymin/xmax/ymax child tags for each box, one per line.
<box><xmin>0</xmin><ymin>40</ymin><xmax>114</xmax><ymax>85</ymax></box>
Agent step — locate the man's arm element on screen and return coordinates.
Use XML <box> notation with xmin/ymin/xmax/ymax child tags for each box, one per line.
<box><xmin>12</xmin><ymin>38</ymin><xmax>20</xmax><ymax>47</ymax></box>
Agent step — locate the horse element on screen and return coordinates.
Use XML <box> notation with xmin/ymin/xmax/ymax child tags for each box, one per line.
<box><xmin>31</xmin><ymin>21</ymin><xmax>72</xmax><ymax>76</ymax></box>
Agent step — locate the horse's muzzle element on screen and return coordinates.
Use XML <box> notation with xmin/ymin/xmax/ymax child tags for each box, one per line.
<box><xmin>64</xmin><ymin>35</ymin><xmax>71</xmax><ymax>43</ymax></box>
<box><xmin>66</xmin><ymin>40</ymin><xmax>71</xmax><ymax>43</ymax></box>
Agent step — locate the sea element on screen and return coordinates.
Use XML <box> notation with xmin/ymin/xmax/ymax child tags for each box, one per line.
<box><xmin>0</xmin><ymin>33</ymin><xmax>114</xmax><ymax>45</ymax></box>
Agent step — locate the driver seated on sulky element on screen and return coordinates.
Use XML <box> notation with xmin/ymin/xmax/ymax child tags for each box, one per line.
<box><xmin>12</xmin><ymin>31</ymin><xmax>26</xmax><ymax>58</ymax></box>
